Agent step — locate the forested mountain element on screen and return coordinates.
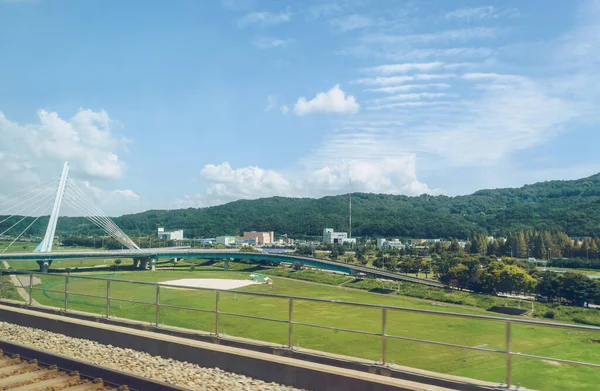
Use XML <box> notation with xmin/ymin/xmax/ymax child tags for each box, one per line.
<box><xmin>5</xmin><ymin>173</ymin><xmax>600</xmax><ymax>239</ymax></box>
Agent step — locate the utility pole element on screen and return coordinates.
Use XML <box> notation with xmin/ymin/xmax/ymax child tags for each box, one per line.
<box><xmin>349</xmin><ymin>177</ymin><xmax>352</xmax><ymax>240</ymax></box>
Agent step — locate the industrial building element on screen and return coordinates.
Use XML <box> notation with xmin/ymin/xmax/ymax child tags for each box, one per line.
<box><xmin>242</xmin><ymin>231</ymin><xmax>274</xmax><ymax>246</ymax></box>
<box><xmin>322</xmin><ymin>228</ymin><xmax>356</xmax><ymax>245</ymax></box>
<box><xmin>216</xmin><ymin>236</ymin><xmax>236</xmax><ymax>246</ymax></box>
<box><xmin>157</xmin><ymin>228</ymin><xmax>184</xmax><ymax>240</ymax></box>
<box><xmin>376</xmin><ymin>238</ymin><xmax>405</xmax><ymax>250</ymax></box>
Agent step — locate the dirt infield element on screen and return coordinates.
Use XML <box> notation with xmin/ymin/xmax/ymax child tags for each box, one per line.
<box><xmin>160</xmin><ymin>278</ymin><xmax>259</xmax><ymax>290</ymax></box>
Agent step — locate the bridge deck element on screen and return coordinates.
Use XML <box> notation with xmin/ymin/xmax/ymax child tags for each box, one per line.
<box><xmin>0</xmin><ymin>249</ymin><xmax>446</xmax><ymax>287</ymax></box>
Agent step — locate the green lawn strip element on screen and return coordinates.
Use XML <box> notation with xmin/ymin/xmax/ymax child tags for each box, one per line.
<box><xmin>0</xmin><ymin>275</ymin><xmax>22</xmax><ymax>301</ymax></box>
<box><xmin>539</xmin><ymin>266</ymin><xmax>600</xmax><ymax>276</ymax></box>
<box><xmin>7</xmin><ymin>258</ymin><xmax>123</xmax><ymax>272</ymax></box>
<box><xmin>262</xmin><ymin>267</ymin><xmax>353</xmax><ymax>285</ymax></box>
<box><xmin>27</xmin><ymin>269</ymin><xmax>600</xmax><ymax>391</ymax></box>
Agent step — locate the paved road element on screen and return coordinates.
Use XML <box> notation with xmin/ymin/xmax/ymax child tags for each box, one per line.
<box><xmin>1</xmin><ymin>260</ymin><xmax>39</xmax><ymax>305</ymax></box>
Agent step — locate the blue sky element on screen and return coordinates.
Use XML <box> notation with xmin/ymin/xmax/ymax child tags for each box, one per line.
<box><xmin>1</xmin><ymin>0</ymin><xmax>600</xmax><ymax>216</ymax></box>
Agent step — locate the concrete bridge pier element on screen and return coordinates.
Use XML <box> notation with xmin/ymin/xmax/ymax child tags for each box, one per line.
<box><xmin>132</xmin><ymin>257</ymin><xmax>157</xmax><ymax>270</ymax></box>
<box><xmin>36</xmin><ymin>260</ymin><xmax>53</xmax><ymax>273</ymax></box>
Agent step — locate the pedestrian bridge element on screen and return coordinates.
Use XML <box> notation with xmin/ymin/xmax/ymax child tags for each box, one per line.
<box><xmin>0</xmin><ymin>248</ymin><xmax>446</xmax><ymax>287</ymax></box>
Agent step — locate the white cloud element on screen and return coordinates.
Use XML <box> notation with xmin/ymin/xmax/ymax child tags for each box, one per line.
<box><xmin>176</xmin><ymin>162</ymin><xmax>291</xmax><ymax>207</ymax></box>
<box><xmin>173</xmin><ymin>157</ymin><xmax>435</xmax><ymax>207</ymax></box>
<box><xmin>329</xmin><ymin>14</ymin><xmax>371</xmax><ymax>32</ymax></box>
<box><xmin>238</xmin><ymin>11</ymin><xmax>291</xmax><ymax>28</ymax></box>
<box><xmin>354</xmin><ymin>74</ymin><xmax>455</xmax><ymax>86</ymax></box>
<box><xmin>252</xmin><ymin>36</ymin><xmax>291</xmax><ymax>49</ymax></box>
<box><xmin>0</xmin><ymin>108</ymin><xmax>136</xmax><ymax>216</ymax></box>
<box><xmin>293</xmin><ymin>84</ymin><xmax>359</xmax><ymax>115</ymax></box>
<box><xmin>363</xmin><ymin>28</ymin><xmax>499</xmax><ymax>45</ymax></box>
<box><xmin>364</xmin><ymin>62</ymin><xmax>444</xmax><ymax>74</ymax></box>
<box><xmin>367</xmin><ymin>92</ymin><xmax>449</xmax><ymax>104</ymax></box>
<box><xmin>0</xmin><ymin>109</ymin><xmax>128</xmax><ymax>182</ymax></box>
<box><xmin>367</xmin><ymin>101</ymin><xmax>451</xmax><ymax>111</ymax></box>
<box><xmin>444</xmin><ymin>6</ymin><xmax>519</xmax><ymax>20</ymax></box>
<box><xmin>280</xmin><ymin>105</ymin><xmax>290</xmax><ymax>114</ymax></box>
<box><xmin>264</xmin><ymin>95</ymin><xmax>277</xmax><ymax>112</ymax></box>
<box><xmin>339</xmin><ymin>46</ymin><xmax>494</xmax><ymax>61</ymax></box>
<box><xmin>365</xmin><ymin>83</ymin><xmax>451</xmax><ymax>93</ymax></box>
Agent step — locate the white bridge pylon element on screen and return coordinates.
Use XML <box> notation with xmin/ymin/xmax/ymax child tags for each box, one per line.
<box><xmin>35</xmin><ymin>162</ymin><xmax>69</xmax><ymax>252</ymax></box>
<box><xmin>33</xmin><ymin>161</ymin><xmax>140</xmax><ymax>253</ymax></box>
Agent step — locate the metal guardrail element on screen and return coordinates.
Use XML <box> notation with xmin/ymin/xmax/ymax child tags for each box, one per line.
<box><xmin>2</xmin><ymin>270</ymin><xmax>600</xmax><ymax>388</ymax></box>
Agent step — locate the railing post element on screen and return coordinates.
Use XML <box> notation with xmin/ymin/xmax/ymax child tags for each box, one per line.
<box><xmin>105</xmin><ymin>279</ymin><xmax>111</xmax><ymax>318</ymax></box>
<box><xmin>28</xmin><ymin>273</ymin><xmax>33</xmax><ymax>306</ymax></box>
<box><xmin>215</xmin><ymin>291</ymin><xmax>220</xmax><ymax>337</ymax></box>
<box><xmin>155</xmin><ymin>284</ymin><xmax>160</xmax><ymax>327</ymax></box>
<box><xmin>64</xmin><ymin>274</ymin><xmax>69</xmax><ymax>311</ymax></box>
<box><xmin>381</xmin><ymin>308</ymin><xmax>387</xmax><ymax>365</ymax></box>
<box><xmin>505</xmin><ymin>321</ymin><xmax>512</xmax><ymax>387</ymax></box>
<box><xmin>288</xmin><ymin>298</ymin><xmax>294</xmax><ymax>349</ymax></box>
<box><xmin>0</xmin><ymin>271</ymin><xmax>3</xmax><ymax>299</ymax></box>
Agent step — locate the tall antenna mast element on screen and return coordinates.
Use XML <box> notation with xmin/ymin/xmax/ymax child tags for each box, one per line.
<box><xmin>349</xmin><ymin>177</ymin><xmax>352</xmax><ymax>239</ymax></box>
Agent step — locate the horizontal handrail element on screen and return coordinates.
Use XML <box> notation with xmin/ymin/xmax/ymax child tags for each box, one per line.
<box><xmin>158</xmin><ymin>303</ymin><xmax>215</xmax><ymax>313</ymax></box>
<box><xmin>7</xmin><ymin>269</ymin><xmax>600</xmax><ymax>331</ymax></box>
<box><xmin>3</xmin><ymin>269</ymin><xmax>600</xmax><ymax>388</ymax></box>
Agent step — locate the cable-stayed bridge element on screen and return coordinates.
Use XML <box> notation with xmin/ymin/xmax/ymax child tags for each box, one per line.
<box><xmin>0</xmin><ymin>162</ymin><xmax>140</xmax><ymax>271</ymax></box>
<box><xmin>0</xmin><ymin>162</ymin><xmax>445</xmax><ymax>286</ymax></box>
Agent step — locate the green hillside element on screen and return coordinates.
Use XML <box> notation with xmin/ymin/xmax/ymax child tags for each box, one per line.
<box><xmin>5</xmin><ymin>173</ymin><xmax>600</xmax><ymax>239</ymax></box>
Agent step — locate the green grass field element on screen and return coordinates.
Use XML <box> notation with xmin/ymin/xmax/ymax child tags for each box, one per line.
<box><xmin>538</xmin><ymin>266</ymin><xmax>600</xmax><ymax>277</ymax></box>
<box><xmin>13</xmin><ymin>267</ymin><xmax>600</xmax><ymax>391</ymax></box>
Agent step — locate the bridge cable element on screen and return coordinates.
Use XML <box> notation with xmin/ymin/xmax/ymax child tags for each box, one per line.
<box><xmin>66</xmin><ymin>179</ymin><xmax>139</xmax><ymax>249</ymax></box>
<box><xmin>1</xmin><ymin>196</ymin><xmax>55</xmax><ymax>253</ymax></box>
<box><xmin>0</xmin><ymin>177</ymin><xmax>60</xmax><ymax>211</ymax></box>
<box><xmin>0</xmin><ymin>179</ymin><xmax>60</xmax><ymax>225</ymax></box>
<box><xmin>61</xmin><ymin>194</ymin><xmax>127</xmax><ymax>244</ymax></box>
<box><xmin>0</xmin><ymin>191</ymin><xmax>57</xmax><ymax>237</ymax></box>
<box><xmin>62</xmin><ymin>187</ymin><xmax>134</xmax><ymax>248</ymax></box>
<box><xmin>61</xmin><ymin>194</ymin><xmax>128</xmax><ymax>247</ymax></box>
<box><xmin>63</xmin><ymin>181</ymin><xmax>140</xmax><ymax>250</ymax></box>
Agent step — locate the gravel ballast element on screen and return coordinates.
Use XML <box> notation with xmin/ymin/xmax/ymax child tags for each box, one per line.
<box><xmin>0</xmin><ymin>321</ymin><xmax>304</xmax><ymax>391</ymax></box>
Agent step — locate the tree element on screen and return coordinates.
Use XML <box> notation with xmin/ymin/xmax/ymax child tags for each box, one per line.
<box><xmin>561</xmin><ymin>272</ymin><xmax>596</xmax><ymax>306</ymax></box>
<box><xmin>480</xmin><ymin>261</ymin><xmax>536</xmax><ymax>294</ymax></box>
<box><xmin>373</xmin><ymin>256</ymin><xmax>385</xmax><ymax>269</ymax></box>
<box><xmin>292</xmin><ymin>262</ymin><xmax>303</xmax><ymax>271</ymax></box>
<box><xmin>113</xmin><ymin>259</ymin><xmax>122</xmax><ymax>271</ymax></box>
<box><xmin>420</xmin><ymin>259</ymin><xmax>431</xmax><ymax>279</ymax></box>
<box><xmin>330</xmin><ymin>246</ymin><xmax>339</xmax><ymax>260</ymax></box>
<box><xmin>498</xmin><ymin>264</ymin><xmax>537</xmax><ymax>294</ymax></box>
<box><xmin>296</xmin><ymin>245</ymin><xmax>314</xmax><ymax>256</ymax></box>
<box><xmin>536</xmin><ymin>271</ymin><xmax>563</xmax><ymax>302</ymax></box>
<box><xmin>384</xmin><ymin>256</ymin><xmax>398</xmax><ymax>272</ymax></box>
<box><xmin>449</xmin><ymin>239</ymin><xmax>463</xmax><ymax>253</ymax></box>
<box><xmin>447</xmin><ymin>264</ymin><xmax>470</xmax><ymax>290</ymax></box>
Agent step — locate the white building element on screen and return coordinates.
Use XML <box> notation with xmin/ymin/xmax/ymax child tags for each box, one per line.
<box><xmin>157</xmin><ymin>228</ymin><xmax>184</xmax><ymax>240</ymax></box>
<box><xmin>376</xmin><ymin>238</ymin><xmax>405</xmax><ymax>250</ymax></box>
<box><xmin>216</xmin><ymin>236</ymin><xmax>236</xmax><ymax>246</ymax></box>
<box><xmin>322</xmin><ymin>228</ymin><xmax>356</xmax><ymax>245</ymax></box>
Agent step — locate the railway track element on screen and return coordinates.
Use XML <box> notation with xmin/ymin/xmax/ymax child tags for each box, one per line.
<box><xmin>0</xmin><ymin>340</ymin><xmax>188</xmax><ymax>391</ymax></box>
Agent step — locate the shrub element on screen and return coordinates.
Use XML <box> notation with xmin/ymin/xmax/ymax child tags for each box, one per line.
<box><xmin>543</xmin><ymin>310</ymin><xmax>555</xmax><ymax>319</ymax></box>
